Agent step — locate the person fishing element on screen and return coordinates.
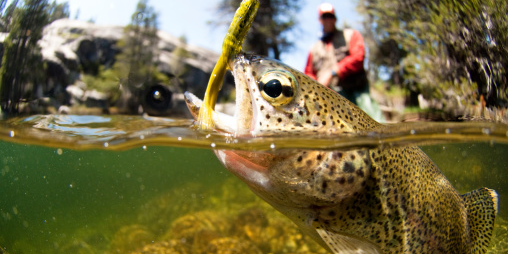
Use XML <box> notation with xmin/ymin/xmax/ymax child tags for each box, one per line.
<box><xmin>304</xmin><ymin>2</ymin><xmax>384</xmax><ymax>122</ymax></box>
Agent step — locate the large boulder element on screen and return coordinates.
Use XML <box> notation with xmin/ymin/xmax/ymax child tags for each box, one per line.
<box><xmin>35</xmin><ymin>18</ymin><xmax>233</xmax><ymax>115</ymax></box>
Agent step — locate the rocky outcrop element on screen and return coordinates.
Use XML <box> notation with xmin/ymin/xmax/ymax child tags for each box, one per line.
<box><xmin>33</xmin><ymin>19</ymin><xmax>234</xmax><ymax>116</ymax></box>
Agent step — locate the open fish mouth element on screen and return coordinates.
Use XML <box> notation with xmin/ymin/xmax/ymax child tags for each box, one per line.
<box><xmin>184</xmin><ymin>53</ymin><xmax>257</xmax><ymax>136</ymax></box>
<box><xmin>184</xmin><ymin>92</ymin><xmax>238</xmax><ymax>134</ymax></box>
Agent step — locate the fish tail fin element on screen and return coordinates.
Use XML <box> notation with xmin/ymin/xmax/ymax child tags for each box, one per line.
<box><xmin>461</xmin><ymin>187</ymin><xmax>498</xmax><ymax>254</ymax></box>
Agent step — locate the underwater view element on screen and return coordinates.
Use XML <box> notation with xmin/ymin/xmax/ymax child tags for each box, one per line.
<box><xmin>0</xmin><ymin>115</ymin><xmax>507</xmax><ymax>254</ymax></box>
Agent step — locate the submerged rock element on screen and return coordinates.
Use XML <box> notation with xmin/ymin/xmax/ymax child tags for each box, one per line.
<box><xmin>109</xmin><ymin>224</ymin><xmax>155</xmax><ymax>254</ymax></box>
<box><xmin>130</xmin><ymin>240</ymin><xmax>190</xmax><ymax>254</ymax></box>
<box><xmin>137</xmin><ymin>183</ymin><xmax>211</xmax><ymax>236</ymax></box>
<box><xmin>58</xmin><ymin>240</ymin><xmax>96</xmax><ymax>254</ymax></box>
<box><xmin>164</xmin><ymin>210</ymin><xmax>230</xmax><ymax>253</ymax></box>
<box><xmin>204</xmin><ymin>237</ymin><xmax>263</xmax><ymax>254</ymax></box>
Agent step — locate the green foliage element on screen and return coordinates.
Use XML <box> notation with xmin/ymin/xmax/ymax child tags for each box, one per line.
<box><xmin>0</xmin><ymin>0</ymin><xmax>50</xmax><ymax>114</ymax></box>
<box><xmin>82</xmin><ymin>67</ymin><xmax>121</xmax><ymax>101</ymax></box>
<box><xmin>0</xmin><ymin>0</ymin><xmax>19</xmax><ymax>32</ymax></box>
<box><xmin>112</xmin><ymin>0</ymin><xmax>162</xmax><ymax>93</ymax></box>
<box><xmin>83</xmin><ymin>0</ymin><xmax>169</xmax><ymax>104</ymax></box>
<box><xmin>83</xmin><ymin>68</ymin><xmax>119</xmax><ymax>93</ymax></box>
<box><xmin>358</xmin><ymin>0</ymin><xmax>508</xmax><ymax>108</ymax></box>
<box><xmin>214</xmin><ymin>0</ymin><xmax>302</xmax><ymax>60</ymax></box>
<box><xmin>47</xmin><ymin>0</ymin><xmax>70</xmax><ymax>23</ymax></box>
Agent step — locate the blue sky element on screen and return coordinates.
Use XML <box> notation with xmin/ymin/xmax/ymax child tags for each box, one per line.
<box><xmin>56</xmin><ymin>0</ymin><xmax>363</xmax><ymax>71</ymax></box>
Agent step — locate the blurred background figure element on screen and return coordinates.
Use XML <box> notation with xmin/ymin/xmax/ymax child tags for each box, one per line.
<box><xmin>304</xmin><ymin>2</ymin><xmax>384</xmax><ymax>122</ymax></box>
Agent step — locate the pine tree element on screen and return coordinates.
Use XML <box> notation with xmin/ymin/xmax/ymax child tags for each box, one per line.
<box><xmin>47</xmin><ymin>0</ymin><xmax>70</xmax><ymax>23</ymax></box>
<box><xmin>214</xmin><ymin>0</ymin><xmax>301</xmax><ymax>60</ymax></box>
<box><xmin>115</xmin><ymin>0</ymin><xmax>159</xmax><ymax>90</ymax></box>
<box><xmin>358</xmin><ymin>0</ymin><xmax>508</xmax><ymax>107</ymax></box>
<box><xmin>0</xmin><ymin>0</ymin><xmax>49</xmax><ymax>114</ymax></box>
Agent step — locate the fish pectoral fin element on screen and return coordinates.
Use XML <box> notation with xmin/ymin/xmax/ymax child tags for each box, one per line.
<box><xmin>314</xmin><ymin>222</ymin><xmax>381</xmax><ymax>254</ymax></box>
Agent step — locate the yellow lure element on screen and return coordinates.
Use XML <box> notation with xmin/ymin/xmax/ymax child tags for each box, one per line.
<box><xmin>197</xmin><ymin>0</ymin><xmax>259</xmax><ymax>130</ymax></box>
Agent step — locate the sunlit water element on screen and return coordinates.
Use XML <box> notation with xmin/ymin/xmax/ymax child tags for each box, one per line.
<box><xmin>0</xmin><ymin>114</ymin><xmax>507</xmax><ymax>253</ymax></box>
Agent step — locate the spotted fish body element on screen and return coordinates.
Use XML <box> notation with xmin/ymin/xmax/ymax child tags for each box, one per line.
<box><xmin>184</xmin><ymin>53</ymin><xmax>498</xmax><ymax>253</ymax></box>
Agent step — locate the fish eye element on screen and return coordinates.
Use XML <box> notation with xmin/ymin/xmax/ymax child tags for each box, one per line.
<box><xmin>258</xmin><ymin>70</ymin><xmax>297</xmax><ymax>106</ymax></box>
<box><xmin>262</xmin><ymin>79</ymin><xmax>282</xmax><ymax>98</ymax></box>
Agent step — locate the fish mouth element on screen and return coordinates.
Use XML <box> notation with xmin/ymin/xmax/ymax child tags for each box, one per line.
<box><xmin>184</xmin><ymin>92</ymin><xmax>238</xmax><ymax>133</ymax></box>
<box><xmin>184</xmin><ymin>53</ymin><xmax>257</xmax><ymax>136</ymax></box>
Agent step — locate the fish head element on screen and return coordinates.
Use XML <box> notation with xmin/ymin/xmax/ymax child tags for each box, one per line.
<box><xmin>218</xmin><ymin>53</ymin><xmax>380</xmax><ymax>136</ymax></box>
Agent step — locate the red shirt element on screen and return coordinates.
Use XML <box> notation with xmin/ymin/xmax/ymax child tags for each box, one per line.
<box><xmin>304</xmin><ymin>29</ymin><xmax>365</xmax><ymax>80</ymax></box>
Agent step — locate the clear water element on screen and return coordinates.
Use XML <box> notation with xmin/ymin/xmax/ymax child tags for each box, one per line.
<box><xmin>0</xmin><ymin>114</ymin><xmax>507</xmax><ymax>253</ymax></box>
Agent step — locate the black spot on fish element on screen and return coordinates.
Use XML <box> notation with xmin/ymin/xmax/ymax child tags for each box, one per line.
<box><xmin>329</xmin><ymin>165</ymin><xmax>337</xmax><ymax>174</ymax></box>
<box><xmin>335</xmin><ymin>177</ymin><xmax>346</xmax><ymax>184</ymax></box>
<box><xmin>343</xmin><ymin>162</ymin><xmax>355</xmax><ymax>173</ymax></box>
<box><xmin>282</xmin><ymin>85</ymin><xmax>293</xmax><ymax>97</ymax></box>
<box><xmin>321</xmin><ymin>181</ymin><xmax>328</xmax><ymax>193</ymax></box>
<box><xmin>347</xmin><ymin>176</ymin><xmax>355</xmax><ymax>184</ymax></box>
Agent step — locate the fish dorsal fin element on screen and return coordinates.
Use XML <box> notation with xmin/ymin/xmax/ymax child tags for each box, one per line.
<box><xmin>313</xmin><ymin>222</ymin><xmax>381</xmax><ymax>254</ymax></box>
<box><xmin>461</xmin><ymin>187</ymin><xmax>498</xmax><ymax>254</ymax></box>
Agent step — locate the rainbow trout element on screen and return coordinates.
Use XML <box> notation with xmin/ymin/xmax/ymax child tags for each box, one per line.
<box><xmin>184</xmin><ymin>53</ymin><xmax>498</xmax><ymax>253</ymax></box>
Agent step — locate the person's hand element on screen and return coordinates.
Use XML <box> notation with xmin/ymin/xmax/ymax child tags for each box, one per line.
<box><xmin>318</xmin><ymin>71</ymin><xmax>333</xmax><ymax>87</ymax></box>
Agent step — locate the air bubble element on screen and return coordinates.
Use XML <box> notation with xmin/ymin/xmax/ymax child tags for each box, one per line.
<box><xmin>410</xmin><ymin>130</ymin><xmax>416</xmax><ymax>135</ymax></box>
<box><xmin>142</xmin><ymin>145</ymin><xmax>147</xmax><ymax>150</ymax></box>
<box><xmin>177</xmin><ymin>137</ymin><xmax>182</xmax><ymax>141</ymax></box>
<box><xmin>103</xmin><ymin>142</ymin><xmax>109</xmax><ymax>148</ymax></box>
<box><xmin>211</xmin><ymin>143</ymin><xmax>216</xmax><ymax>148</ymax></box>
<box><xmin>445</xmin><ymin>129</ymin><xmax>451</xmax><ymax>134</ymax></box>
<box><xmin>56</xmin><ymin>148</ymin><xmax>63</xmax><ymax>155</ymax></box>
<box><xmin>270</xmin><ymin>143</ymin><xmax>276</xmax><ymax>149</ymax></box>
<box><xmin>9</xmin><ymin>131</ymin><xmax>14</xmax><ymax>137</ymax></box>
<box><xmin>140</xmin><ymin>135</ymin><xmax>145</xmax><ymax>140</ymax></box>
<box><xmin>482</xmin><ymin>128</ymin><xmax>491</xmax><ymax>135</ymax></box>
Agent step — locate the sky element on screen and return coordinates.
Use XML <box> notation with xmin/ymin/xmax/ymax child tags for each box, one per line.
<box><xmin>56</xmin><ymin>0</ymin><xmax>364</xmax><ymax>71</ymax></box>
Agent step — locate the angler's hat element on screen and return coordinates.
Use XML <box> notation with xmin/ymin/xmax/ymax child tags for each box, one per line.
<box><xmin>318</xmin><ymin>3</ymin><xmax>336</xmax><ymax>18</ymax></box>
